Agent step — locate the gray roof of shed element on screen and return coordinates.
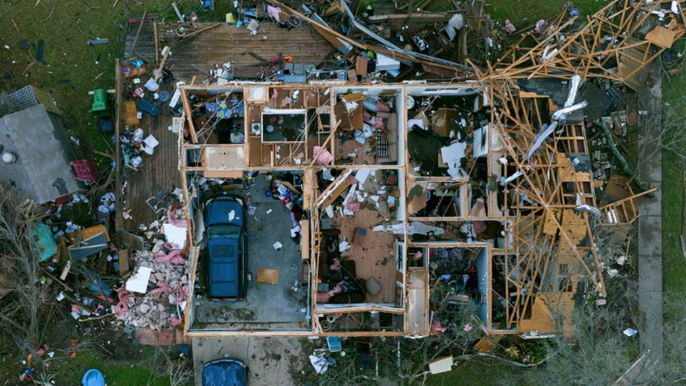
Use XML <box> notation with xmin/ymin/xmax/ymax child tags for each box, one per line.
<box><xmin>0</xmin><ymin>104</ymin><xmax>81</xmax><ymax>204</ymax></box>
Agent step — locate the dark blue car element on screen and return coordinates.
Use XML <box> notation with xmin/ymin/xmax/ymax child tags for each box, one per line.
<box><xmin>203</xmin><ymin>194</ymin><xmax>247</xmax><ymax>300</ymax></box>
<box><xmin>202</xmin><ymin>358</ymin><xmax>248</xmax><ymax>386</ymax></box>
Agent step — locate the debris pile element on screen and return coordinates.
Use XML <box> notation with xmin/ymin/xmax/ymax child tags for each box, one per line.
<box><xmin>114</xmin><ymin>244</ymin><xmax>190</xmax><ymax>330</ymax></box>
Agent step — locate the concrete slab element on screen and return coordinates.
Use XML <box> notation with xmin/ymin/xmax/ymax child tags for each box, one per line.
<box><xmin>637</xmin><ymin>215</ymin><xmax>662</xmax><ymax>256</ymax></box>
<box><xmin>192</xmin><ymin>336</ymin><xmax>305</xmax><ymax>386</ymax></box>
<box><xmin>193</xmin><ymin>173</ymin><xmax>308</xmax><ymax>329</ymax></box>
<box><xmin>636</xmin><ymin>76</ymin><xmax>663</xmax><ymax>368</ymax></box>
<box><xmin>636</xmin><ymin>182</ymin><xmax>661</xmax><ymax>215</ymax></box>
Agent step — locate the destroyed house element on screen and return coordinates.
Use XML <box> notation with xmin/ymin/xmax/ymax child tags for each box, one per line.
<box><xmin>109</xmin><ymin>0</ymin><xmax>676</xmax><ymax>340</ymax></box>
<box><xmin>174</xmin><ymin>80</ymin><xmax>619</xmax><ymax>339</ymax></box>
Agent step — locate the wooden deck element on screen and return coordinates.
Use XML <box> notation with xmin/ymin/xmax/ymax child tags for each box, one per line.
<box><xmin>119</xmin><ymin>13</ymin><xmax>180</xmax><ymax>232</ymax></box>
<box><xmin>119</xmin><ymin>14</ymin><xmax>332</xmax><ymax>231</ymax></box>
<box><xmin>119</xmin><ymin>86</ymin><xmax>181</xmax><ymax>231</ymax></box>
<box><xmin>124</xmin><ymin>14</ymin><xmax>334</xmax><ymax>82</ymax></box>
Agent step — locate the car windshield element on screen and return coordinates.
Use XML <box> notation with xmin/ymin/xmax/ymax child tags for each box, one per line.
<box><xmin>207</xmin><ymin>224</ymin><xmax>240</xmax><ymax>239</ymax></box>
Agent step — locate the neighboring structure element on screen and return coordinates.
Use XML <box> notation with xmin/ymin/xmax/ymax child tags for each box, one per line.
<box><xmin>0</xmin><ymin>90</ymin><xmax>81</xmax><ymax>204</ymax></box>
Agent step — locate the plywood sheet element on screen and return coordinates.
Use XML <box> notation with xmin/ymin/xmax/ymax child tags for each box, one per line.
<box><xmin>428</xmin><ymin>356</ymin><xmax>453</xmax><ymax>374</ymax></box>
<box><xmin>559</xmin><ymin>166</ymin><xmax>591</xmax><ymax>182</ymax></box>
<box><xmin>645</xmin><ymin>25</ymin><xmax>677</xmax><ymax>49</ymax></box>
<box><xmin>561</xmin><ymin>209</ymin><xmax>587</xmax><ymax>244</ymax></box>
<box><xmin>543</xmin><ymin>209</ymin><xmax>560</xmax><ymax>235</ymax></box>
<box><xmin>407</xmin><ymin>182</ymin><xmax>428</xmax><ymax>214</ymax></box>
<box><xmin>301</xmin><ymin>220</ymin><xmax>310</xmax><ymax>260</ymax></box>
<box><xmin>517</xmin><ymin>294</ymin><xmax>556</xmax><ymax>334</ymax></box>
<box><xmin>204</xmin><ymin>170</ymin><xmax>243</xmax><ymax>178</ymax></box>
<box><xmin>203</xmin><ymin>146</ymin><xmax>245</xmax><ymax>169</ymax></box>
<box><xmin>257</xmin><ymin>268</ymin><xmax>280</xmax><ymax>285</ymax></box>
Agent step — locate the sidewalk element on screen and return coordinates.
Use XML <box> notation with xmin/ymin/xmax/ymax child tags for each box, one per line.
<box><xmin>636</xmin><ymin>72</ymin><xmax>664</xmax><ymax>367</ymax></box>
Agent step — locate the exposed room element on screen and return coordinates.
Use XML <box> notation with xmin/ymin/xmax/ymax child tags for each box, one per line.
<box><xmin>407</xmin><ymin>178</ymin><xmax>507</xmax><ymax>220</ymax></box>
<box><xmin>414</xmin><ymin>244</ymin><xmax>490</xmax><ymax>330</ymax></box>
<box><xmin>314</xmin><ymin>168</ymin><xmax>407</xmax><ymax>319</ymax></box>
<box><xmin>331</xmin><ymin>87</ymin><xmax>405</xmax><ymax>166</ymax></box>
<box><xmin>183</xmin><ymin>86</ymin><xmax>246</xmax><ymax>145</ymax></box>
<box><xmin>316</xmin><ymin>310</ymin><xmax>404</xmax><ymax>334</ymax></box>
<box><xmin>405</xmin><ymin>85</ymin><xmax>485</xmax><ymax>177</ymax></box>
<box><xmin>245</xmin><ymin>86</ymin><xmax>334</xmax><ymax>168</ymax></box>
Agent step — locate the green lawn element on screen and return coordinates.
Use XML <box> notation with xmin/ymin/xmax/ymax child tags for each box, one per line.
<box><xmin>486</xmin><ymin>0</ymin><xmax>608</xmax><ymax>25</ymax></box>
<box><xmin>49</xmin><ymin>349</ymin><xmax>172</xmax><ymax>386</ymax></box>
<box><xmin>0</xmin><ymin>346</ymin><xmax>177</xmax><ymax>386</ymax></box>
<box><xmin>0</xmin><ymin>0</ymin><xmax>224</xmax><ymax>156</ymax></box>
<box><xmin>426</xmin><ymin>357</ymin><xmax>528</xmax><ymax>385</ymax></box>
<box><xmin>660</xmin><ymin>72</ymin><xmax>686</xmax><ymax>318</ymax></box>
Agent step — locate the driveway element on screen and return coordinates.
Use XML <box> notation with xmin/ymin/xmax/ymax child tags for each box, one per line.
<box><xmin>192</xmin><ymin>337</ymin><xmax>305</xmax><ymax>386</ymax></box>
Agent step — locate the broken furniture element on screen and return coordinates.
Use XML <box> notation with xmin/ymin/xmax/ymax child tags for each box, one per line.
<box><xmin>67</xmin><ymin>225</ymin><xmax>110</xmax><ymax>262</ymax></box>
<box><xmin>145</xmin><ymin>188</ymin><xmax>175</xmax><ymax>215</ymax></box>
<box><xmin>70</xmin><ymin>159</ymin><xmax>100</xmax><ymax>182</ymax></box>
<box><xmin>375</xmin><ymin>112</ymin><xmax>398</xmax><ymax>164</ymax></box>
<box><xmin>138</xmin><ymin>98</ymin><xmax>159</xmax><ymax>117</ymax></box>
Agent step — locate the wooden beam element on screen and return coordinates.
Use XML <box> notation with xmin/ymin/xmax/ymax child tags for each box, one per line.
<box><xmin>129</xmin><ymin>10</ymin><xmax>147</xmax><ymax>57</ymax></box>
<box><xmin>154</xmin><ymin>46</ymin><xmax>171</xmax><ymax>81</ymax></box>
<box><xmin>153</xmin><ymin>21</ymin><xmax>159</xmax><ymax>64</ymax></box>
<box><xmin>114</xmin><ymin>59</ymin><xmax>123</xmax><ymax>232</ymax></box>
<box><xmin>180</xmin><ymin>88</ymin><xmax>198</xmax><ymax>144</ymax></box>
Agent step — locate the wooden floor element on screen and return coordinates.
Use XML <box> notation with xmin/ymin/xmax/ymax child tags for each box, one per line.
<box><xmin>125</xmin><ymin>14</ymin><xmax>334</xmax><ymax>82</ymax></box>
<box><xmin>119</xmin><ymin>84</ymin><xmax>181</xmax><ymax>230</ymax></box>
<box><xmin>331</xmin><ymin>208</ymin><xmax>398</xmax><ymax>303</ymax></box>
<box><xmin>120</xmin><ymin>15</ymin><xmax>181</xmax><ymax>231</ymax></box>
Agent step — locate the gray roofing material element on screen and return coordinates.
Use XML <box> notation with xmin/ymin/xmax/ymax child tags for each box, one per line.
<box><xmin>0</xmin><ymin>104</ymin><xmax>81</xmax><ymax>203</ymax></box>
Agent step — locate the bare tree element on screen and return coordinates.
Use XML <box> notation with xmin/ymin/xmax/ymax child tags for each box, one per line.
<box><xmin>0</xmin><ymin>183</ymin><xmax>55</xmax><ymax>353</ymax></box>
<box><xmin>636</xmin><ymin>100</ymin><xmax>686</xmax><ymax>165</ymax></box>
<box><xmin>661</xmin><ymin>290</ymin><xmax>686</xmax><ymax>384</ymax></box>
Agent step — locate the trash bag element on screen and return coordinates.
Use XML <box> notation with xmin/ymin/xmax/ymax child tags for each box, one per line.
<box><xmin>82</xmin><ymin>369</ymin><xmax>105</xmax><ymax>386</ymax></box>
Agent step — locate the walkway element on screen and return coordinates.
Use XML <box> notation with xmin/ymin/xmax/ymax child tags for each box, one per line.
<box><xmin>636</xmin><ymin>67</ymin><xmax>663</xmax><ymax>367</ymax></box>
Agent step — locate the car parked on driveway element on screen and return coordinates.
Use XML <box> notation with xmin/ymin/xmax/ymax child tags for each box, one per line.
<box><xmin>202</xmin><ymin>358</ymin><xmax>248</xmax><ymax>386</ymax></box>
<box><xmin>203</xmin><ymin>193</ymin><xmax>247</xmax><ymax>300</ymax></box>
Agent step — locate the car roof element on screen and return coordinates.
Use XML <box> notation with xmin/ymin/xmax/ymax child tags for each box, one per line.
<box><xmin>208</xmin><ymin>239</ymin><xmax>239</xmax><ymax>298</ymax></box>
<box><xmin>202</xmin><ymin>358</ymin><xmax>246</xmax><ymax>386</ymax></box>
<box><xmin>205</xmin><ymin>195</ymin><xmax>244</xmax><ymax>228</ymax></box>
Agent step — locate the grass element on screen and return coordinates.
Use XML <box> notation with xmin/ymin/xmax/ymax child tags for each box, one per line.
<box><xmin>49</xmin><ymin>349</ymin><xmax>172</xmax><ymax>386</ymax></box>
<box><xmin>486</xmin><ymin>0</ymin><xmax>609</xmax><ymax>26</ymax></box>
<box><xmin>0</xmin><ymin>346</ymin><xmax>174</xmax><ymax>386</ymax></box>
<box><xmin>660</xmin><ymin>71</ymin><xmax>686</xmax><ymax>318</ymax></box>
<box><xmin>426</xmin><ymin>357</ymin><xmax>525</xmax><ymax>385</ymax></box>
<box><xmin>0</xmin><ymin>0</ymin><xmax>225</xmax><ymax>156</ymax></box>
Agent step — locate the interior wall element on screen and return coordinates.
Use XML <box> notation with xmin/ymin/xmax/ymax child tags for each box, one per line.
<box><xmin>396</xmin><ymin>169</ymin><xmax>406</xmax><ymax>221</ymax></box>
<box><xmin>186</xmin><ymin>248</ymin><xmax>198</xmax><ymax>330</ymax></box>
<box><xmin>395</xmin><ymin>92</ymin><xmax>406</xmax><ymax>166</ymax></box>
<box><xmin>406</xmin><ymin>85</ymin><xmax>482</xmax><ymax>96</ymax></box>
<box><xmin>476</xmin><ymin>246</ymin><xmax>489</xmax><ymax>325</ymax></box>
<box><xmin>185</xmin><ymin>87</ymin><xmax>244</xmax><ymax>96</ymax></box>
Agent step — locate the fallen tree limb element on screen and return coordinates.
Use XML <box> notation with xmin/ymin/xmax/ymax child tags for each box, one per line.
<box><xmin>593</xmin><ymin>121</ymin><xmax>650</xmax><ymax>193</ymax></box>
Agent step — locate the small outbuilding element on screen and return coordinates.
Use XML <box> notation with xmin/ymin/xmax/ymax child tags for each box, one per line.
<box><xmin>0</xmin><ymin>102</ymin><xmax>82</xmax><ymax>204</ymax></box>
